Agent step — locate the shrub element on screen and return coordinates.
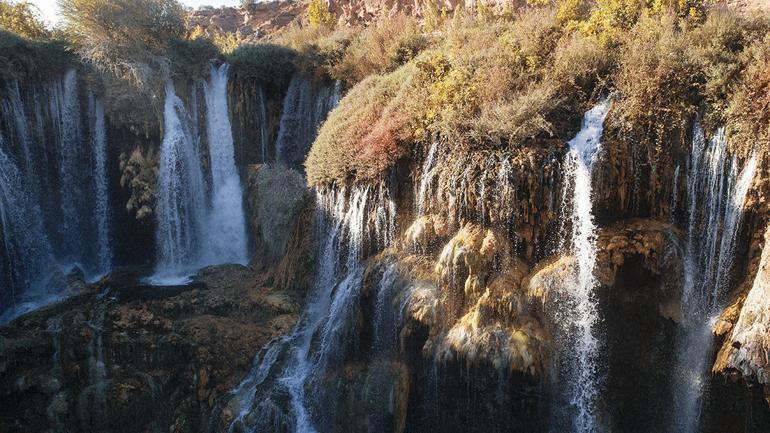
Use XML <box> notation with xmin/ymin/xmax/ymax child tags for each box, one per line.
<box><xmin>727</xmin><ymin>34</ymin><xmax>770</xmax><ymax>149</ymax></box>
<box><xmin>270</xmin><ymin>22</ymin><xmax>353</xmax><ymax>77</ymax></box>
<box><xmin>0</xmin><ymin>0</ymin><xmax>48</xmax><ymax>39</ymax></box>
<box><xmin>0</xmin><ymin>30</ymin><xmax>71</xmax><ymax>80</ymax></box>
<box><xmin>582</xmin><ymin>0</ymin><xmax>650</xmax><ymax>45</ymax></box>
<box><xmin>306</xmin><ymin>64</ymin><xmax>419</xmax><ymax>184</ymax></box>
<box><xmin>211</xmin><ymin>31</ymin><xmax>243</xmax><ymax>54</ymax></box>
<box><xmin>613</xmin><ymin>14</ymin><xmax>699</xmax><ymax>138</ymax></box>
<box><xmin>551</xmin><ymin>31</ymin><xmax>613</xmax><ymax>96</ymax></box>
<box><xmin>688</xmin><ymin>10</ymin><xmax>769</xmax><ymax>128</ymax></box>
<box><xmin>470</xmin><ymin>81</ymin><xmax>563</xmax><ymax>145</ymax></box>
<box><xmin>329</xmin><ymin>13</ymin><xmax>426</xmax><ymax>84</ymax></box>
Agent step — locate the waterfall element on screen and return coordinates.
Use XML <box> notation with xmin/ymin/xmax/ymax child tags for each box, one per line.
<box><xmin>203</xmin><ymin>63</ymin><xmax>248</xmax><ymax>266</ymax></box>
<box><xmin>275</xmin><ymin>76</ymin><xmax>312</xmax><ymax>164</ymax></box>
<box><xmin>555</xmin><ymin>100</ymin><xmax>611</xmax><ymax>433</ymax></box>
<box><xmin>54</xmin><ymin>69</ymin><xmax>90</xmax><ymax>267</ymax></box>
<box><xmin>0</xmin><ymin>71</ymin><xmax>115</xmax><ymax>320</ymax></box>
<box><xmin>373</xmin><ymin>261</ymin><xmax>401</xmax><ymax>353</ymax></box>
<box><xmin>227</xmin><ymin>186</ymin><xmax>396</xmax><ymax>433</ymax></box>
<box><xmin>274</xmin><ymin>76</ymin><xmax>341</xmax><ymax>165</ymax></box>
<box><xmin>152</xmin><ymin>81</ymin><xmax>208</xmax><ymax>284</ymax></box>
<box><xmin>671</xmin><ymin>125</ymin><xmax>757</xmax><ymax>433</ymax></box>
<box><xmin>0</xmin><ymin>145</ymin><xmax>57</xmax><ymax>322</ymax></box>
<box><xmin>89</xmin><ymin>94</ymin><xmax>112</xmax><ymax>276</ymax></box>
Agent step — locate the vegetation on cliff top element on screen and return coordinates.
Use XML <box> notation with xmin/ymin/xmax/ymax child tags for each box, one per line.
<box><xmin>304</xmin><ymin>3</ymin><xmax>770</xmax><ymax>186</ymax></box>
<box><xmin>0</xmin><ymin>0</ymin><xmax>767</xmax><ymax>169</ymax></box>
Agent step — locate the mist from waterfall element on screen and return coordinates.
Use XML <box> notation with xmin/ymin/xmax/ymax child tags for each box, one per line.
<box><xmin>555</xmin><ymin>100</ymin><xmax>610</xmax><ymax>433</ymax></box>
<box><xmin>203</xmin><ymin>63</ymin><xmax>248</xmax><ymax>266</ymax></box>
<box><xmin>152</xmin><ymin>81</ymin><xmax>208</xmax><ymax>284</ymax></box>
<box><xmin>671</xmin><ymin>125</ymin><xmax>757</xmax><ymax>433</ymax></box>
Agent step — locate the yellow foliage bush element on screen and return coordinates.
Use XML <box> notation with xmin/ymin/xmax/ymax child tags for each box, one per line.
<box><xmin>307</xmin><ymin>0</ymin><xmax>335</xmax><ymax>29</ymax></box>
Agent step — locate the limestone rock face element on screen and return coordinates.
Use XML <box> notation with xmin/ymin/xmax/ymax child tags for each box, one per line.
<box><xmin>716</xmin><ymin>225</ymin><xmax>770</xmax><ymax>385</ymax></box>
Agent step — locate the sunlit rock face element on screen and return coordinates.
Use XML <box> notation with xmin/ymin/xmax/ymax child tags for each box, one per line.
<box><xmin>723</xmin><ymin>227</ymin><xmax>770</xmax><ymax>384</ymax></box>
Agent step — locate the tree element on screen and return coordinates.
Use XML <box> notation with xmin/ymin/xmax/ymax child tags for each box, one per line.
<box><xmin>0</xmin><ymin>0</ymin><xmax>49</xmax><ymax>39</ymax></box>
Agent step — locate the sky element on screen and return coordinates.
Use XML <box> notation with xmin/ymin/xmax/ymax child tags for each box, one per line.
<box><xmin>29</xmin><ymin>0</ymin><xmax>242</xmax><ymax>26</ymax></box>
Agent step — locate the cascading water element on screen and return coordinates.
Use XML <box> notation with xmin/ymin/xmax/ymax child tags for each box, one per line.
<box><xmin>275</xmin><ymin>76</ymin><xmax>313</xmax><ymax>165</ymax></box>
<box><xmin>152</xmin><ymin>81</ymin><xmax>208</xmax><ymax>284</ymax></box>
<box><xmin>153</xmin><ymin>65</ymin><xmax>251</xmax><ymax>283</ymax></box>
<box><xmin>670</xmin><ymin>125</ymin><xmax>757</xmax><ymax>433</ymax></box>
<box><xmin>226</xmin><ymin>186</ymin><xmax>396</xmax><ymax>433</ymax></box>
<box><xmin>415</xmin><ymin>141</ymin><xmax>439</xmax><ymax>218</ymax></box>
<box><xmin>0</xmin><ymin>70</ymin><xmax>115</xmax><ymax>319</ymax></box>
<box><xmin>554</xmin><ymin>100</ymin><xmax>611</xmax><ymax>433</ymax></box>
<box><xmin>203</xmin><ymin>63</ymin><xmax>248</xmax><ymax>266</ymax></box>
<box><xmin>373</xmin><ymin>262</ymin><xmax>401</xmax><ymax>353</ymax></box>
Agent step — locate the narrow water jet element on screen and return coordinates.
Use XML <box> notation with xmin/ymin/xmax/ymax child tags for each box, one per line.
<box><xmin>203</xmin><ymin>63</ymin><xmax>249</xmax><ymax>266</ymax></box>
<box><xmin>275</xmin><ymin>75</ymin><xmax>313</xmax><ymax>164</ymax></box>
<box><xmin>258</xmin><ymin>86</ymin><xmax>269</xmax><ymax>163</ymax></box>
<box><xmin>555</xmin><ymin>100</ymin><xmax>610</xmax><ymax>433</ymax></box>
<box><xmin>88</xmin><ymin>94</ymin><xmax>112</xmax><ymax>276</ymax></box>
<box><xmin>415</xmin><ymin>141</ymin><xmax>438</xmax><ymax>218</ymax></box>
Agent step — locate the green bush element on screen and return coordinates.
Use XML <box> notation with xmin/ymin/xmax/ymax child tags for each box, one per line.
<box><xmin>168</xmin><ymin>37</ymin><xmax>221</xmax><ymax>81</ymax></box>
